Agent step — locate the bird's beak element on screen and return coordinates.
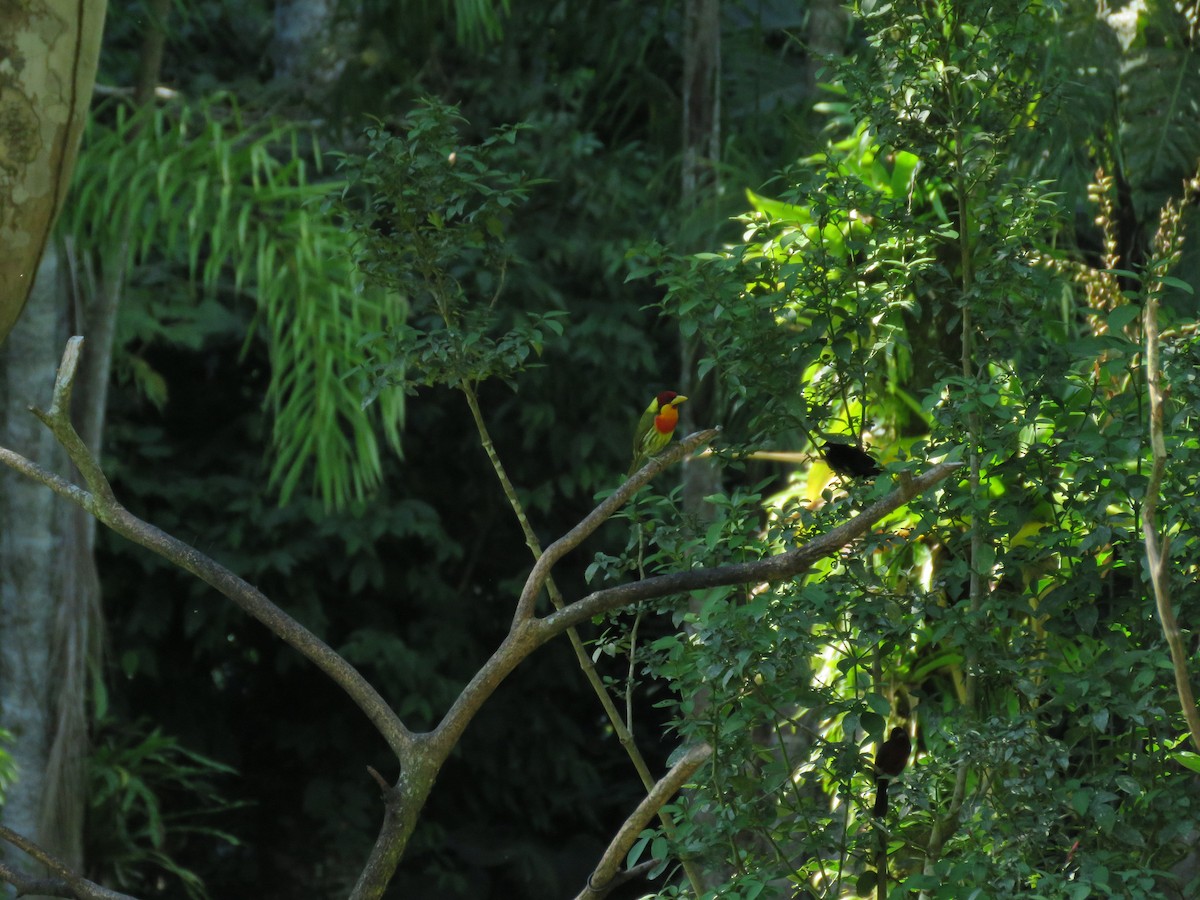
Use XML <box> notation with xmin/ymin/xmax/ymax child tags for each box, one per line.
<box><xmin>673</xmin><ymin>395</ymin><xmax>689</xmax><ymax>406</ymax></box>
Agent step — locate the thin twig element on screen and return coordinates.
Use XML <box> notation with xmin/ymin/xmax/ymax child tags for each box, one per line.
<box><xmin>625</xmin><ymin>607</ymin><xmax>643</xmax><ymax>736</ymax></box>
<box><xmin>0</xmin><ymin>825</ymin><xmax>141</xmax><ymax>900</ymax></box>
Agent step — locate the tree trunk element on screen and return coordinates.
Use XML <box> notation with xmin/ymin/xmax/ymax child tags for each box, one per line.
<box><xmin>0</xmin><ymin>244</ymin><xmax>79</xmax><ymax>877</ymax></box>
<box><xmin>679</xmin><ymin>0</ymin><xmax>722</xmax><ymax>516</ymax></box>
<box><xmin>678</xmin><ymin>0</ymin><xmax>724</xmax><ymax>889</ymax></box>
<box><xmin>0</xmin><ymin>0</ymin><xmax>107</xmax><ymax>885</ymax></box>
<box><xmin>804</xmin><ymin>0</ymin><xmax>848</xmax><ymax>95</ymax></box>
<box><xmin>272</xmin><ymin>0</ymin><xmax>350</xmax><ymax>93</ymax></box>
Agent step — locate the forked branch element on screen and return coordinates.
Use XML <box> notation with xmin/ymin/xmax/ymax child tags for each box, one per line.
<box><xmin>0</xmin><ymin>338</ymin><xmax>968</xmax><ymax>900</ymax></box>
<box><xmin>0</xmin><ymin>337</ymin><xmax>414</xmax><ymax>760</ymax></box>
<box><xmin>513</xmin><ymin>427</ymin><xmax>722</xmax><ymax>624</ymax></box>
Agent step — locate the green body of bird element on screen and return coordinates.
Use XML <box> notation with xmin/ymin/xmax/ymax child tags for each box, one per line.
<box><xmin>628</xmin><ymin>391</ymin><xmax>688</xmax><ymax>475</ymax></box>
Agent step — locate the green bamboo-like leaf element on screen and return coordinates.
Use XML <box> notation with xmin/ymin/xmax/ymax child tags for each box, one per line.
<box><xmin>67</xmin><ymin>95</ymin><xmax>407</xmax><ymax>509</ymax></box>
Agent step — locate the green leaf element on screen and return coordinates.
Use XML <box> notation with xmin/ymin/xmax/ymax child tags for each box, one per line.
<box><xmin>1161</xmin><ymin>275</ymin><xmax>1194</xmax><ymax>294</ymax></box>
<box><xmin>1174</xmin><ymin>751</ymin><xmax>1200</xmax><ymax>774</ymax></box>
<box><xmin>1106</xmin><ymin>304</ymin><xmax>1140</xmax><ymax>331</ymax></box>
<box><xmin>626</xmin><ymin>833</ymin><xmax>652</xmax><ymax>867</ymax></box>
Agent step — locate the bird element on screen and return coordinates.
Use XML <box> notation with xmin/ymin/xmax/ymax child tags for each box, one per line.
<box><xmin>822</xmin><ymin>440</ymin><xmax>882</xmax><ymax>479</ymax></box>
<box><xmin>628</xmin><ymin>391</ymin><xmax>688</xmax><ymax>475</ymax></box>
<box><xmin>872</xmin><ymin>726</ymin><xmax>912</xmax><ymax>818</ymax></box>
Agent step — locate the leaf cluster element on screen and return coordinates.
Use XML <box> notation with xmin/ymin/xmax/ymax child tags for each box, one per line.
<box><xmin>86</xmin><ymin>716</ymin><xmax>242</xmax><ymax>900</ymax></box>
<box><xmin>336</xmin><ymin>99</ymin><xmax>566</xmax><ymax>395</ymax></box>
<box><xmin>66</xmin><ymin>94</ymin><xmax>405</xmax><ymax>508</ymax></box>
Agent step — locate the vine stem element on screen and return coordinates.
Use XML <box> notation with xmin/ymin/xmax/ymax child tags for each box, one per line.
<box><xmin>1142</xmin><ymin>288</ymin><xmax>1200</xmax><ymax>752</ymax></box>
<box><xmin>457</xmin><ymin>381</ymin><xmax>706</xmax><ymax>894</ymax></box>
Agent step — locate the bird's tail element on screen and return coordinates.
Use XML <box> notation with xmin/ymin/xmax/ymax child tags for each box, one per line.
<box><xmin>873</xmin><ymin>776</ymin><xmax>889</xmax><ymax>818</ymax></box>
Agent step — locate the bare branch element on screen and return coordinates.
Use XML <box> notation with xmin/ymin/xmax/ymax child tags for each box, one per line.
<box><xmin>366</xmin><ymin>765</ymin><xmax>391</xmax><ymax>792</ymax></box>
<box><xmin>576</xmin><ymin>860</ymin><xmax>659</xmax><ymax>900</ymax></box>
<box><xmin>348</xmin><ymin>759</ymin><xmax>430</xmax><ymax>900</ymax></box>
<box><xmin>0</xmin><ymin>447</ymin><xmax>96</xmax><ymax>511</ymax></box>
<box><xmin>542</xmin><ymin>460</ymin><xmax>964</xmax><ymax>636</ymax></box>
<box><xmin>428</xmin><ymin>620</ymin><xmax>544</xmax><ymax>753</ymax></box>
<box><xmin>575</xmin><ymin>743</ymin><xmax>713</xmax><ymax>900</ymax></box>
<box><xmin>0</xmin><ymin>863</ymin><xmax>78</xmax><ymax>900</ymax></box>
<box><xmin>31</xmin><ymin>336</ymin><xmax>117</xmax><ymax>503</ymax></box>
<box><xmin>513</xmin><ymin>428</ymin><xmax>722</xmax><ymax>625</ymax></box>
<box><xmin>0</xmin><ymin>826</ymin><xmax>141</xmax><ymax>900</ymax></box>
<box><xmin>0</xmin><ymin>338</ymin><xmax>415</xmax><ymax>760</ymax></box>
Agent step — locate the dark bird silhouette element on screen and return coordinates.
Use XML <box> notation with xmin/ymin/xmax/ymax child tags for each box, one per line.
<box><xmin>873</xmin><ymin>726</ymin><xmax>911</xmax><ymax>818</ymax></box>
<box><xmin>822</xmin><ymin>441</ymin><xmax>882</xmax><ymax>479</ymax></box>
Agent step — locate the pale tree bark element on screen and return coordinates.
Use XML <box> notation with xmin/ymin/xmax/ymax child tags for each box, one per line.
<box><xmin>678</xmin><ymin>2</ymin><xmax>724</xmax><ymax>891</ymax></box>
<box><xmin>0</xmin><ymin>244</ymin><xmax>80</xmax><ymax>880</ymax></box>
<box><xmin>679</xmin><ymin>0</ymin><xmax>721</xmax><ymax>505</ymax></box>
<box><xmin>271</xmin><ymin>0</ymin><xmax>351</xmax><ymax>93</ymax></box>
<box><xmin>0</xmin><ymin>0</ymin><xmax>107</xmax><ymax>886</ymax></box>
<box><xmin>804</xmin><ymin>0</ymin><xmax>849</xmax><ymax>95</ymax></box>
<box><xmin>0</xmin><ymin>0</ymin><xmax>106</xmax><ymax>345</ymax></box>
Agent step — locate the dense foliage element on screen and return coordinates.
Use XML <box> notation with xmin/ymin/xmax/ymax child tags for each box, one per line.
<box><xmin>42</xmin><ymin>0</ymin><xmax>1200</xmax><ymax>897</ymax></box>
<box><xmin>609</xmin><ymin>2</ymin><xmax>1200</xmax><ymax>897</ymax></box>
